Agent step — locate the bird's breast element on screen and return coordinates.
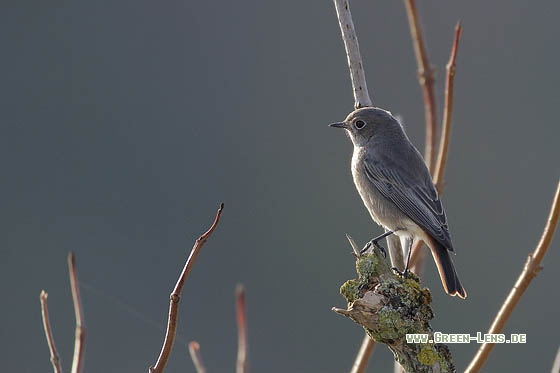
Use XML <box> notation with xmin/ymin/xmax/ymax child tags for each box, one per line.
<box><xmin>351</xmin><ymin>147</ymin><xmax>414</xmax><ymax>233</ymax></box>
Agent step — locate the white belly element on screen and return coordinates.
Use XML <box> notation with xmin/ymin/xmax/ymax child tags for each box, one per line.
<box><xmin>350</xmin><ymin>147</ymin><xmax>420</xmax><ymax>240</ymax></box>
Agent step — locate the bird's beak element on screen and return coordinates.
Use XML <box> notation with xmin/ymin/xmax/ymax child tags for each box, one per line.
<box><xmin>329</xmin><ymin>121</ymin><xmax>348</xmax><ymax>129</ymax></box>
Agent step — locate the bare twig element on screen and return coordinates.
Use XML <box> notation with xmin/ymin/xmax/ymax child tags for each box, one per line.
<box><xmin>68</xmin><ymin>253</ymin><xmax>86</xmax><ymax>373</ymax></box>
<box><xmin>433</xmin><ymin>23</ymin><xmax>462</xmax><ymax>192</ymax></box>
<box><xmin>188</xmin><ymin>341</ymin><xmax>206</xmax><ymax>373</ymax></box>
<box><xmin>236</xmin><ymin>284</ymin><xmax>248</xmax><ymax>373</ymax></box>
<box><xmin>410</xmin><ymin>23</ymin><xmax>463</xmax><ymax>273</ymax></box>
<box><xmin>150</xmin><ymin>203</ymin><xmax>224</xmax><ymax>373</ymax></box>
<box><xmin>403</xmin><ymin>0</ymin><xmax>437</xmax><ymax>278</ymax></box>
<box><xmin>345</xmin><ymin>234</ymin><xmax>378</xmax><ymax>372</ymax></box>
<box><xmin>333</xmin><ymin>0</ymin><xmax>373</xmax><ymax>109</ymax></box>
<box><xmin>552</xmin><ymin>345</ymin><xmax>560</xmax><ymax>373</ymax></box>
<box><xmin>349</xmin><ymin>334</ymin><xmax>376</xmax><ymax>373</ymax></box>
<box><xmin>466</xmin><ymin>181</ymin><xmax>560</xmax><ymax>373</ymax></box>
<box><xmin>404</xmin><ymin>0</ymin><xmax>438</xmax><ymax>172</ymax></box>
<box><xmin>40</xmin><ymin>291</ymin><xmax>62</xmax><ymax>373</ymax></box>
<box><xmin>332</xmin><ymin>0</ymin><xmax>376</xmax><ymax>368</ymax></box>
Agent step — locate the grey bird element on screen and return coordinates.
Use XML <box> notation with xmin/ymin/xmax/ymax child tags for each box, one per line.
<box><xmin>330</xmin><ymin>107</ymin><xmax>467</xmax><ymax>299</ymax></box>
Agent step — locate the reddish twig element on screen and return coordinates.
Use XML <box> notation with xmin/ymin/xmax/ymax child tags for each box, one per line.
<box><xmin>333</xmin><ymin>0</ymin><xmax>373</xmax><ymax>109</ymax></box>
<box><xmin>40</xmin><ymin>291</ymin><xmax>62</xmax><ymax>373</ymax></box>
<box><xmin>349</xmin><ymin>334</ymin><xmax>376</xmax><ymax>373</ymax></box>
<box><xmin>433</xmin><ymin>22</ymin><xmax>462</xmax><ymax>192</ymax></box>
<box><xmin>188</xmin><ymin>341</ymin><xmax>206</xmax><ymax>373</ymax></box>
<box><xmin>466</xmin><ymin>181</ymin><xmax>560</xmax><ymax>372</ymax></box>
<box><xmin>150</xmin><ymin>203</ymin><xmax>224</xmax><ymax>373</ymax></box>
<box><xmin>404</xmin><ymin>0</ymin><xmax>438</xmax><ymax>173</ymax></box>
<box><xmin>410</xmin><ymin>23</ymin><xmax>462</xmax><ymax>272</ymax></box>
<box><xmin>68</xmin><ymin>253</ymin><xmax>86</xmax><ymax>373</ymax></box>
<box><xmin>236</xmin><ymin>284</ymin><xmax>248</xmax><ymax>373</ymax></box>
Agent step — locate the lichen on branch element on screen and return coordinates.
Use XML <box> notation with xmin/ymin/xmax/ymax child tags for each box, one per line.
<box><xmin>333</xmin><ymin>244</ymin><xmax>456</xmax><ymax>372</ymax></box>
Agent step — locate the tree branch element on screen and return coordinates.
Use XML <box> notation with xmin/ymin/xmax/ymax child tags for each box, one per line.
<box><xmin>68</xmin><ymin>253</ymin><xmax>86</xmax><ymax>373</ymax></box>
<box><xmin>334</xmin><ymin>240</ymin><xmax>456</xmax><ymax>372</ymax></box>
<box><xmin>188</xmin><ymin>341</ymin><xmax>206</xmax><ymax>373</ymax></box>
<box><xmin>433</xmin><ymin>23</ymin><xmax>462</xmax><ymax>193</ymax></box>
<box><xmin>410</xmin><ymin>24</ymin><xmax>462</xmax><ymax>272</ymax></box>
<box><xmin>465</xmin><ymin>180</ymin><xmax>560</xmax><ymax>372</ymax></box>
<box><xmin>333</xmin><ymin>0</ymin><xmax>376</xmax><ymax>368</ymax></box>
<box><xmin>552</xmin><ymin>345</ymin><xmax>560</xmax><ymax>373</ymax></box>
<box><xmin>349</xmin><ymin>334</ymin><xmax>376</xmax><ymax>373</ymax></box>
<box><xmin>40</xmin><ymin>291</ymin><xmax>62</xmax><ymax>373</ymax></box>
<box><xmin>346</xmin><ymin>234</ymin><xmax>378</xmax><ymax>372</ymax></box>
<box><xmin>149</xmin><ymin>203</ymin><xmax>224</xmax><ymax>373</ymax></box>
<box><xmin>236</xmin><ymin>284</ymin><xmax>248</xmax><ymax>373</ymax></box>
<box><xmin>403</xmin><ymin>0</ymin><xmax>438</xmax><ymax>172</ymax></box>
<box><xmin>333</xmin><ymin>0</ymin><xmax>373</xmax><ymax>109</ymax></box>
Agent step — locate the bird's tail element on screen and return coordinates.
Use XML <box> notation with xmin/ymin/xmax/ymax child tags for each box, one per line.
<box><xmin>429</xmin><ymin>241</ymin><xmax>467</xmax><ymax>299</ymax></box>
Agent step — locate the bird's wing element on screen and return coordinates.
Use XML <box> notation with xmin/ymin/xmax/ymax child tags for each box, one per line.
<box><xmin>363</xmin><ymin>151</ymin><xmax>453</xmax><ymax>250</ymax></box>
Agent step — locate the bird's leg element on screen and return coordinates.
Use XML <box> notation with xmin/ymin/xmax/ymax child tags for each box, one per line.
<box><xmin>360</xmin><ymin>230</ymin><xmax>395</xmax><ymax>256</ymax></box>
<box><xmin>392</xmin><ymin>237</ymin><xmax>412</xmax><ymax>277</ymax></box>
<box><xmin>403</xmin><ymin>237</ymin><xmax>412</xmax><ymax>272</ymax></box>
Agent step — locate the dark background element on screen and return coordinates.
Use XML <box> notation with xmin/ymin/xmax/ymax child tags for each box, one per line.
<box><xmin>2</xmin><ymin>1</ymin><xmax>559</xmax><ymax>372</ymax></box>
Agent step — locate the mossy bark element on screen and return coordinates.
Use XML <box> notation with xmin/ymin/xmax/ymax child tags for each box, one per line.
<box><xmin>333</xmin><ymin>245</ymin><xmax>456</xmax><ymax>373</ymax></box>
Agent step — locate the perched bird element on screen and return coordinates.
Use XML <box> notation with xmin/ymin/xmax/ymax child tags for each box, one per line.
<box><xmin>330</xmin><ymin>107</ymin><xmax>466</xmax><ymax>298</ymax></box>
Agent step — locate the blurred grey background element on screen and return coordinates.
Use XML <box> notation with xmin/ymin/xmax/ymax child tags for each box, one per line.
<box><xmin>1</xmin><ymin>1</ymin><xmax>559</xmax><ymax>372</ymax></box>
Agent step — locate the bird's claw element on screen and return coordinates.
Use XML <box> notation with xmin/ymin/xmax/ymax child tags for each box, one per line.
<box><xmin>360</xmin><ymin>240</ymin><xmax>387</xmax><ymax>258</ymax></box>
<box><xmin>392</xmin><ymin>267</ymin><xmax>411</xmax><ymax>278</ymax></box>
<box><xmin>359</xmin><ymin>241</ymin><xmax>372</xmax><ymax>255</ymax></box>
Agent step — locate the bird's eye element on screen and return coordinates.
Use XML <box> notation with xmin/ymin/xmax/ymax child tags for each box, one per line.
<box><xmin>354</xmin><ymin>120</ymin><xmax>366</xmax><ymax>129</ymax></box>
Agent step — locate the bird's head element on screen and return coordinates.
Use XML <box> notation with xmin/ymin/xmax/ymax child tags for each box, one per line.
<box><xmin>329</xmin><ymin>107</ymin><xmax>402</xmax><ymax>147</ymax></box>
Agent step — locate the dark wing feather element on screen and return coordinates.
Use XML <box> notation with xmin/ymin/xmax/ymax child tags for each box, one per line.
<box><xmin>363</xmin><ymin>153</ymin><xmax>453</xmax><ymax>250</ymax></box>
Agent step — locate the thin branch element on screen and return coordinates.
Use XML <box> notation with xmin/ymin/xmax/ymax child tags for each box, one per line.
<box><xmin>333</xmin><ymin>0</ymin><xmax>376</xmax><ymax>367</ymax></box>
<box><xmin>433</xmin><ymin>23</ymin><xmax>462</xmax><ymax>192</ymax></box>
<box><xmin>345</xmin><ymin>234</ymin><xmax>378</xmax><ymax>371</ymax></box>
<box><xmin>404</xmin><ymin>0</ymin><xmax>438</xmax><ymax>172</ymax></box>
<box><xmin>333</xmin><ymin>0</ymin><xmax>373</xmax><ymax>109</ymax></box>
<box><xmin>403</xmin><ymin>0</ymin><xmax>437</xmax><ymax>279</ymax></box>
<box><xmin>410</xmin><ymin>23</ymin><xmax>463</xmax><ymax>273</ymax></box>
<box><xmin>188</xmin><ymin>341</ymin><xmax>206</xmax><ymax>373</ymax></box>
<box><xmin>552</xmin><ymin>345</ymin><xmax>560</xmax><ymax>373</ymax></box>
<box><xmin>466</xmin><ymin>180</ymin><xmax>560</xmax><ymax>373</ymax></box>
<box><xmin>150</xmin><ymin>203</ymin><xmax>224</xmax><ymax>373</ymax></box>
<box><xmin>349</xmin><ymin>335</ymin><xmax>376</xmax><ymax>373</ymax></box>
<box><xmin>68</xmin><ymin>253</ymin><xmax>86</xmax><ymax>373</ymax></box>
<box><xmin>40</xmin><ymin>291</ymin><xmax>62</xmax><ymax>373</ymax></box>
<box><xmin>236</xmin><ymin>284</ymin><xmax>248</xmax><ymax>373</ymax></box>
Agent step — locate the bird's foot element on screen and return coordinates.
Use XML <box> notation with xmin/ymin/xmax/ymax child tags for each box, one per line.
<box><xmin>392</xmin><ymin>267</ymin><xmax>411</xmax><ymax>278</ymax></box>
<box><xmin>360</xmin><ymin>240</ymin><xmax>387</xmax><ymax>258</ymax></box>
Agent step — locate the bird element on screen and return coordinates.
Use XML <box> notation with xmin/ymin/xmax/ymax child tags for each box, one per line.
<box><xmin>330</xmin><ymin>107</ymin><xmax>467</xmax><ymax>298</ymax></box>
